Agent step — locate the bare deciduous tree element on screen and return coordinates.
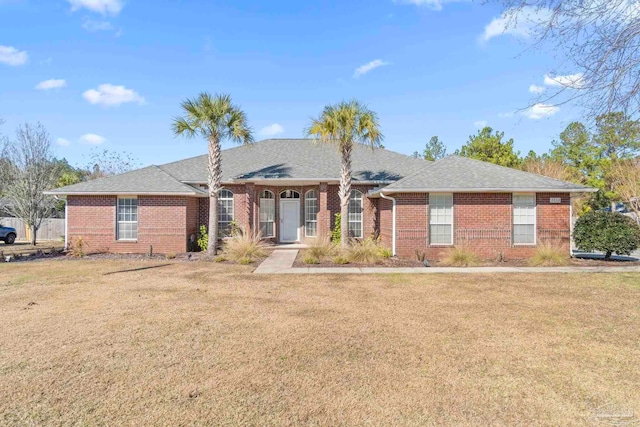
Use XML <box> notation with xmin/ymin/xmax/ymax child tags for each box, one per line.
<box><xmin>497</xmin><ymin>0</ymin><xmax>640</xmax><ymax>119</ymax></box>
<box><xmin>608</xmin><ymin>158</ymin><xmax>640</xmax><ymax>224</ymax></box>
<box><xmin>1</xmin><ymin>123</ymin><xmax>60</xmax><ymax>245</ymax></box>
<box><xmin>86</xmin><ymin>148</ymin><xmax>141</xmax><ymax>178</ymax></box>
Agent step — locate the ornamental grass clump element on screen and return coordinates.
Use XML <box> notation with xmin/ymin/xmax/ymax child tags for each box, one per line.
<box><xmin>223</xmin><ymin>230</ymin><xmax>267</xmax><ymax>263</ymax></box>
<box><xmin>529</xmin><ymin>241</ymin><xmax>570</xmax><ymax>266</ymax></box>
<box><xmin>306</xmin><ymin>234</ymin><xmax>337</xmax><ymax>260</ymax></box>
<box><xmin>441</xmin><ymin>247</ymin><xmax>481</xmax><ymax>267</ymax></box>
<box><xmin>347</xmin><ymin>237</ymin><xmax>383</xmax><ymax>264</ymax></box>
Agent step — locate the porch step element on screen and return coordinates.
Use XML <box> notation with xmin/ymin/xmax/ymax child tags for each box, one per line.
<box><xmin>254</xmin><ymin>249</ymin><xmax>298</xmax><ymax>273</ymax></box>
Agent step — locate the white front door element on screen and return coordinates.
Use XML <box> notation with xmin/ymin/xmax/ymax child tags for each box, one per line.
<box><xmin>279</xmin><ymin>200</ymin><xmax>300</xmax><ymax>242</ymax></box>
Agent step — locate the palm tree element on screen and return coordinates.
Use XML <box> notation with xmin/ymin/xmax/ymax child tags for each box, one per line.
<box><xmin>306</xmin><ymin>100</ymin><xmax>383</xmax><ymax>248</ymax></box>
<box><xmin>173</xmin><ymin>93</ymin><xmax>253</xmax><ymax>255</ymax></box>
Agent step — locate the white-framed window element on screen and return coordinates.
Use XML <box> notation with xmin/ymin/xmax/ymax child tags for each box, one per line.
<box><xmin>218</xmin><ymin>189</ymin><xmax>234</xmax><ymax>236</ymax></box>
<box><xmin>117</xmin><ymin>197</ymin><xmax>138</xmax><ymax>240</ymax></box>
<box><xmin>259</xmin><ymin>190</ymin><xmax>275</xmax><ymax>237</ymax></box>
<box><xmin>429</xmin><ymin>193</ymin><xmax>453</xmax><ymax>245</ymax></box>
<box><xmin>305</xmin><ymin>190</ymin><xmax>319</xmax><ymax>237</ymax></box>
<box><xmin>513</xmin><ymin>194</ymin><xmax>536</xmax><ymax>245</ymax></box>
<box><xmin>348</xmin><ymin>189</ymin><xmax>363</xmax><ymax>238</ymax></box>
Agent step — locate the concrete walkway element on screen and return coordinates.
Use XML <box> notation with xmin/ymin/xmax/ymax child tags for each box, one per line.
<box><xmin>254</xmin><ymin>249</ymin><xmax>299</xmax><ymax>274</ymax></box>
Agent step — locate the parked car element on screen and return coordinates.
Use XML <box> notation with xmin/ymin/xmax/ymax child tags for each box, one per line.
<box><xmin>0</xmin><ymin>224</ymin><xmax>17</xmax><ymax>244</ymax></box>
<box><xmin>601</xmin><ymin>202</ymin><xmax>629</xmax><ymax>213</ymax></box>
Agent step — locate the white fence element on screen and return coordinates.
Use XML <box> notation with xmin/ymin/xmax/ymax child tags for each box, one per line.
<box><xmin>0</xmin><ymin>217</ymin><xmax>65</xmax><ymax>242</ymax></box>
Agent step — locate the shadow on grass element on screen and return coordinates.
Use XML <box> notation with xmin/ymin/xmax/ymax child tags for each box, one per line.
<box><xmin>103</xmin><ymin>264</ymin><xmax>173</xmax><ymax>275</ymax></box>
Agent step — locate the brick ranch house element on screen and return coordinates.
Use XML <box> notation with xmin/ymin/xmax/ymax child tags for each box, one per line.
<box><xmin>47</xmin><ymin>139</ymin><xmax>595</xmax><ymax>259</ymax></box>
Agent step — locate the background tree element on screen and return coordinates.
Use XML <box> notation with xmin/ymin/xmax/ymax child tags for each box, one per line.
<box><xmin>0</xmin><ymin>123</ymin><xmax>61</xmax><ymax>245</ymax></box>
<box><xmin>86</xmin><ymin>148</ymin><xmax>142</xmax><ymax>179</ymax></box>
<box><xmin>307</xmin><ymin>100</ymin><xmax>383</xmax><ymax>248</ymax></box>
<box><xmin>521</xmin><ymin>155</ymin><xmax>580</xmax><ymax>183</ymax></box>
<box><xmin>495</xmin><ymin>0</ymin><xmax>640</xmax><ymax>119</ymax></box>
<box><xmin>455</xmin><ymin>127</ymin><xmax>521</xmax><ymax>168</ymax></box>
<box><xmin>608</xmin><ymin>158</ymin><xmax>640</xmax><ymax>225</ymax></box>
<box><xmin>573</xmin><ymin>211</ymin><xmax>640</xmax><ymax>260</ymax></box>
<box><xmin>413</xmin><ymin>136</ymin><xmax>447</xmax><ymax>161</ymax></box>
<box><xmin>173</xmin><ymin>93</ymin><xmax>253</xmax><ymax>255</ymax></box>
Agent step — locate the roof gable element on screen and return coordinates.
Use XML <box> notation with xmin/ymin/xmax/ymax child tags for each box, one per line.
<box><xmin>381</xmin><ymin>156</ymin><xmax>595</xmax><ymax>193</ymax></box>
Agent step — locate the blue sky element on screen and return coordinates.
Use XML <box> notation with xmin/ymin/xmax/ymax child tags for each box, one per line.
<box><xmin>0</xmin><ymin>0</ymin><xmax>582</xmax><ymax>168</ymax></box>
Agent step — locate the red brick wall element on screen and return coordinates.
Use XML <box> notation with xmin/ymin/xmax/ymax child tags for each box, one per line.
<box><xmin>383</xmin><ymin>192</ymin><xmax>571</xmax><ymax>260</ymax></box>
<box><xmin>67</xmin><ymin>195</ymin><xmax>197</xmax><ymax>254</ymax></box>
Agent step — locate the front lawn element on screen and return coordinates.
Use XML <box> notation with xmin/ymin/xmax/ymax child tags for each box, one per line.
<box><xmin>0</xmin><ymin>260</ymin><xmax>638</xmax><ymax>425</ymax></box>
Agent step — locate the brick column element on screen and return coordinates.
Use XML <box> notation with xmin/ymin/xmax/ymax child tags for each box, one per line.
<box><xmin>318</xmin><ymin>182</ymin><xmax>329</xmax><ymax>238</ymax></box>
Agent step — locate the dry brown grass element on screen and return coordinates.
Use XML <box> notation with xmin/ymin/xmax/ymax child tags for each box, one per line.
<box><xmin>0</xmin><ymin>260</ymin><xmax>639</xmax><ymax>426</ymax></box>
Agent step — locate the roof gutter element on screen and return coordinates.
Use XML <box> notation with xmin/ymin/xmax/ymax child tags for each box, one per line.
<box><xmin>42</xmin><ymin>191</ymin><xmax>204</xmax><ymax>196</ymax></box>
<box><xmin>370</xmin><ymin>187</ymin><xmax>597</xmax><ymax>196</ymax></box>
<box><xmin>379</xmin><ymin>192</ymin><xmax>396</xmax><ymax>257</ymax></box>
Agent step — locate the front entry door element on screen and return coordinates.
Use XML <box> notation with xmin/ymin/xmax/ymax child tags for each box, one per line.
<box><xmin>279</xmin><ymin>200</ymin><xmax>300</xmax><ymax>242</ymax></box>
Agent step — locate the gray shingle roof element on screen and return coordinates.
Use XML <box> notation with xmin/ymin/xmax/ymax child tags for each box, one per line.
<box><xmin>159</xmin><ymin>138</ymin><xmax>427</xmax><ymax>183</ymax></box>
<box><xmin>378</xmin><ymin>155</ymin><xmax>596</xmax><ymax>193</ymax></box>
<box><xmin>46</xmin><ymin>165</ymin><xmax>206</xmax><ymax>195</ymax></box>
<box><xmin>47</xmin><ymin>139</ymin><xmax>427</xmax><ymax>195</ymax></box>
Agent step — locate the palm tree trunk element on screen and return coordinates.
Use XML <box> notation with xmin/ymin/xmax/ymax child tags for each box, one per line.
<box><xmin>338</xmin><ymin>143</ymin><xmax>352</xmax><ymax>249</ymax></box>
<box><xmin>207</xmin><ymin>135</ymin><xmax>222</xmax><ymax>256</ymax></box>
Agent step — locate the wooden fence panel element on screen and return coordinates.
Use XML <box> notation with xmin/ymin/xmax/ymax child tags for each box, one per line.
<box><xmin>0</xmin><ymin>217</ymin><xmax>65</xmax><ymax>241</ymax></box>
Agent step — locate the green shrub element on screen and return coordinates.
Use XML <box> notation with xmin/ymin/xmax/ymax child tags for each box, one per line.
<box><xmin>197</xmin><ymin>225</ymin><xmax>208</xmax><ymax>252</ymax></box>
<box><xmin>223</xmin><ymin>230</ymin><xmax>267</xmax><ymax>263</ymax></box>
<box><xmin>441</xmin><ymin>247</ymin><xmax>481</xmax><ymax>267</ymax></box>
<box><xmin>332</xmin><ymin>255</ymin><xmax>349</xmax><ymax>265</ymax></box>
<box><xmin>378</xmin><ymin>247</ymin><xmax>393</xmax><ymax>258</ymax></box>
<box><xmin>529</xmin><ymin>241</ymin><xmax>569</xmax><ymax>266</ymax></box>
<box><xmin>348</xmin><ymin>237</ymin><xmax>382</xmax><ymax>263</ymax></box>
<box><xmin>238</xmin><ymin>257</ymin><xmax>252</xmax><ymax>265</ymax></box>
<box><xmin>306</xmin><ymin>235</ymin><xmax>336</xmax><ymax>259</ymax></box>
<box><xmin>303</xmin><ymin>255</ymin><xmax>319</xmax><ymax>264</ymax></box>
<box><xmin>331</xmin><ymin>213</ymin><xmax>341</xmax><ymax>244</ymax></box>
<box><xmin>214</xmin><ymin>255</ymin><xmax>228</xmax><ymax>262</ymax></box>
<box><xmin>574</xmin><ymin>211</ymin><xmax>640</xmax><ymax>260</ymax></box>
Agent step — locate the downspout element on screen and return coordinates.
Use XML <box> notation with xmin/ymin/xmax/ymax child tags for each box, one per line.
<box><xmin>569</xmin><ymin>193</ymin><xmax>574</xmax><ymax>257</ymax></box>
<box><xmin>379</xmin><ymin>192</ymin><xmax>396</xmax><ymax>257</ymax></box>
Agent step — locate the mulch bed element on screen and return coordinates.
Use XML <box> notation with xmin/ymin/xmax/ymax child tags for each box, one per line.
<box><xmin>293</xmin><ymin>249</ymin><xmax>640</xmax><ymax>268</ymax></box>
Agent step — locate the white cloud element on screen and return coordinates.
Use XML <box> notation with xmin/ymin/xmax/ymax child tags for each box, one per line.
<box><xmin>498</xmin><ymin>111</ymin><xmax>515</xmax><ymax>118</ymax></box>
<box><xmin>82</xmin><ymin>19</ymin><xmax>114</xmax><ymax>31</ymax></box>
<box><xmin>56</xmin><ymin>138</ymin><xmax>71</xmax><ymax>147</ymax></box>
<box><xmin>67</xmin><ymin>0</ymin><xmax>122</xmax><ymax>15</ymax></box>
<box><xmin>0</xmin><ymin>45</ymin><xmax>28</xmax><ymax>66</ymax></box>
<box><xmin>79</xmin><ymin>133</ymin><xmax>106</xmax><ymax>145</ymax></box>
<box><xmin>82</xmin><ymin>84</ymin><xmax>145</xmax><ymax>107</ymax></box>
<box><xmin>522</xmin><ymin>103</ymin><xmax>560</xmax><ymax>120</ymax></box>
<box><xmin>474</xmin><ymin>120</ymin><xmax>488</xmax><ymax>128</ymax></box>
<box><xmin>543</xmin><ymin>73</ymin><xmax>585</xmax><ymax>89</ymax></box>
<box><xmin>353</xmin><ymin>59</ymin><xmax>389</xmax><ymax>78</ymax></box>
<box><xmin>259</xmin><ymin>123</ymin><xmax>285</xmax><ymax>137</ymax></box>
<box><xmin>529</xmin><ymin>84</ymin><xmax>545</xmax><ymax>94</ymax></box>
<box><xmin>393</xmin><ymin>0</ymin><xmax>468</xmax><ymax>11</ymax></box>
<box><xmin>35</xmin><ymin>78</ymin><xmax>67</xmax><ymax>90</ymax></box>
<box><xmin>481</xmin><ymin>6</ymin><xmax>551</xmax><ymax>42</ymax></box>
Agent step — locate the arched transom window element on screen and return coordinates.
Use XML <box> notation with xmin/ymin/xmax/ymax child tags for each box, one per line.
<box><xmin>218</xmin><ymin>189</ymin><xmax>234</xmax><ymax>236</ymax></box>
<box><xmin>280</xmin><ymin>190</ymin><xmax>300</xmax><ymax>199</ymax></box>
<box><xmin>259</xmin><ymin>190</ymin><xmax>275</xmax><ymax>237</ymax></box>
<box><xmin>348</xmin><ymin>189</ymin><xmax>363</xmax><ymax>238</ymax></box>
<box><xmin>305</xmin><ymin>190</ymin><xmax>319</xmax><ymax>237</ymax></box>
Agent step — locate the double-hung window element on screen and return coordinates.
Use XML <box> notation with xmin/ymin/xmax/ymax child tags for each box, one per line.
<box><xmin>218</xmin><ymin>189</ymin><xmax>234</xmax><ymax>236</ymax></box>
<box><xmin>259</xmin><ymin>190</ymin><xmax>275</xmax><ymax>237</ymax></box>
<box><xmin>513</xmin><ymin>194</ymin><xmax>536</xmax><ymax>244</ymax></box>
<box><xmin>348</xmin><ymin>190</ymin><xmax>363</xmax><ymax>238</ymax></box>
<box><xmin>429</xmin><ymin>193</ymin><xmax>453</xmax><ymax>245</ymax></box>
<box><xmin>117</xmin><ymin>197</ymin><xmax>138</xmax><ymax>240</ymax></box>
<box><xmin>305</xmin><ymin>190</ymin><xmax>319</xmax><ymax>237</ymax></box>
